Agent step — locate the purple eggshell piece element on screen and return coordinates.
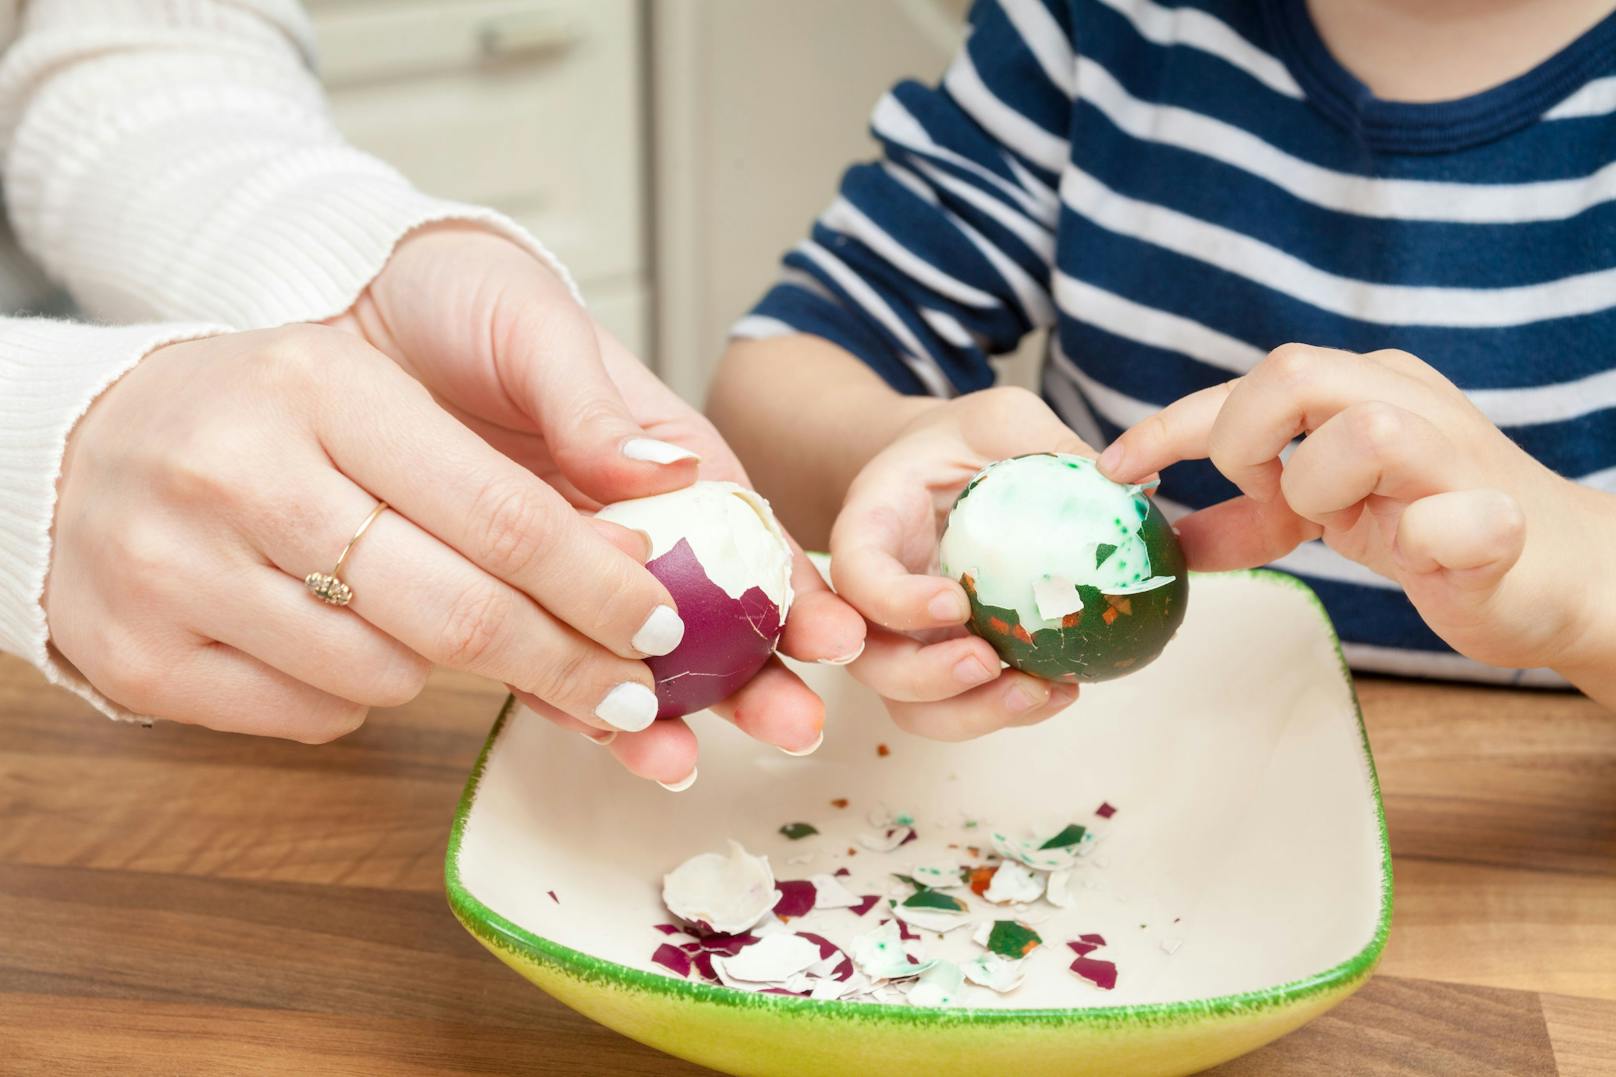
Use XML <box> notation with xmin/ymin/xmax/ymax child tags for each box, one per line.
<box><xmin>794</xmin><ymin>932</ymin><xmax>839</xmax><ymax>959</ymax></box>
<box><xmin>651</xmin><ymin>944</ymin><xmax>692</xmax><ymax>978</ymax></box>
<box><xmin>795</xmin><ymin>932</ymin><xmax>856</xmax><ymax>982</ymax></box>
<box><xmin>849</xmin><ymin>895</ymin><xmax>880</xmax><ymax>917</ymax></box>
<box><xmin>653</xmin><ymin>923</ymin><xmax>684</xmax><ymax>936</ymax></box>
<box><xmin>833</xmin><ymin>867</ymin><xmax>852</xmax><ymax>878</ymax></box>
<box><xmin>772</xmin><ymin>880</ymin><xmax>817</xmax><ymax>920</ymax></box>
<box><xmin>696</xmin><ymin>932</ymin><xmax>762</xmax><ymax>956</ymax></box>
<box><xmin>690</xmin><ymin>951</ymin><xmax>719</xmax><ymax>982</ymax></box>
<box><xmin>1078</xmin><ymin>932</ymin><xmax>1107</xmax><ymax>946</ymax></box>
<box><xmin>1066</xmin><ymin>940</ymin><xmax>1098</xmax><ymax>957</ymax></box>
<box><xmin>1070</xmin><ymin>956</ymin><xmax>1118</xmax><ymax>990</ymax></box>
<box><xmin>644</xmin><ymin>538</ymin><xmax>784</xmax><ymax>719</ymax></box>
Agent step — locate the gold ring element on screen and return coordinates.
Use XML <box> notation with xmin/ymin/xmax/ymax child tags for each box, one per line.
<box><xmin>305</xmin><ymin>501</ymin><xmax>388</xmax><ymax>607</ymax></box>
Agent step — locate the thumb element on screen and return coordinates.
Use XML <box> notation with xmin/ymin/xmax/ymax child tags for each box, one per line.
<box><xmin>1395</xmin><ymin>489</ymin><xmax>1526</xmax><ymax>597</ymax></box>
<box><xmin>503</xmin><ymin>294</ymin><xmax>698</xmax><ymax>506</ymax></box>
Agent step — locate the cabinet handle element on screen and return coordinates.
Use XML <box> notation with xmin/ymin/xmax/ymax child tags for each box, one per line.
<box><xmin>478</xmin><ymin>11</ymin><xmax>575</xmax><ymax>62</ymax></box>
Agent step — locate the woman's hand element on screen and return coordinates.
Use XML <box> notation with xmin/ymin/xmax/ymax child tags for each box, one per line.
<box><xmin>829</xmin><ymin>386</ymin><xmax>1087</xmax><ymax>741</ymax></box>
<box><xmin>47</xmin><ymin>325</ymin><xmax>691</xmax><ymax>751</ymax></box>
<box><xmin>1099</xmin><ymin>344</ymin><xmax>1614</xmax><ymax>679</ymax></box>
<box><xmin>330</xmin><ymin>225</ymin><xmax>866</xmax><ymax>780</ymax></box>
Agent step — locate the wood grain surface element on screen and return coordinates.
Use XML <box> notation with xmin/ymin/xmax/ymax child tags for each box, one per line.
<box><xmin>2</xmin><ymin>656</ymin><xmax>1613</xmax><ymax>1075</ymax></box>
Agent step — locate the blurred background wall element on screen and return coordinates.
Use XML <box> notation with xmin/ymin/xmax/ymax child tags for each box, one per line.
<box><xmin>305</xmin><ymin>0</ymin><xmax>981</xmax><ymax>403</ymax></box>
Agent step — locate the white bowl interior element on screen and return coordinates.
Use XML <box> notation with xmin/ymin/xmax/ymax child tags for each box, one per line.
<box><xmin>456</xmin><ymin>572</ymin><xmax>1385</xmax><ymax>1009</ymax></box>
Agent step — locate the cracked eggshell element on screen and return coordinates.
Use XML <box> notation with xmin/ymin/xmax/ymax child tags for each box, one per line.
<box><xmin>596</xmin><ymin>481</ymin><xmax>794</xmax><ymax>718</ymax></box>
<box><xmin>662</xmin><ymin>840</ymin><xmax>777</xmax><ymax>935</ymax></box>
<box><xmin>937</xmin><ymin>453</ymin><xmax>1188</xmax><ymax>683</ymax></box>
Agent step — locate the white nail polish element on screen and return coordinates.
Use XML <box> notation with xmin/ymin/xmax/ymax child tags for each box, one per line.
<box><xmin>633</xmin><ymin>605</ymin><xmax>686</xmax><ymax>657</ymax></box>
<box><xmin>658</xmin><ymin>767</ymin><xmax>698</xmax><ymax>792</ymax></box>
<box><xmin>780</xmin><ymin>731</ymin><xmax>823</xmax><ymax>757</ymax></box>
<box><xmin>622</xmin><ymin>437</ymin><xmax>701</xmax><ymax>465</ymax></box>
<box><xmin>817</xmin><ymin>641</ymin><xmax>865</xmax><ymax>667</ymax></box>
<box><xmin>578</xmin><ymin>729</ymin><xmax>617</xmax><ymax>745</ymax></box>
<box><xmin>594</xmin><ymin>682</ymin><xmax>658</xmax><ymax>732</ymax></box>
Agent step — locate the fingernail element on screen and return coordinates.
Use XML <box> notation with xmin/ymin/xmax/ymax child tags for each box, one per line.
<box><xmin>953</xmin><ymin>654</ymin><xmax>994</xmax><ymax>686</ymax></box>
<box><xmin>595</xmin><ymin>682</ymin><xmax>658</xmax><ymax>732</ymax></box>
<box><xmin>1005</xmin><ymin>681</ymin><xmax>1049</xmax><ymax>715</ymax></box>
<box><xmin>929</xmin><ymin>590</ymin><xmax>967</xmax><ymax>622</ymax></box>
<box><xmin>1098</xmin><ymin>442</ymin><xmax>1126</xmax><ymax>476</ymax></box>
<box><xmin>658</xmin><ymin>766</ymin><xmax>698</xmax><ymax>792</ymax></box>
<box><xmin>633</xmin><ymin>605</ymin><xmax>686</xmax><ymax>657</ymax></box>
<box><xmin>622</xmin><ymin>437</ymin><xmax>701</xmax><ymax>465</ymax></box>
<box><xmin>628</xmin><ymin>528</ymin><xmax>655</xmax><ymax>561</ymax></box>
<box><xmin>1050</xmin><ymin>683</ymin><xmax>1079</xmax><ymax>707</ymax></box>
<box><xmin>579</xmin><ymin>729</ymin><xmax>617</xmax><ymax>745</ymax></box>
<box><xmin>780</xmin><ymin>730</ymin><xmax>824</xmax><ymax>757</ymax></box>
<box><xmin>818</xmin><ymin>641</ymin><xmax>865</xmax><ymax>666</ymax></box>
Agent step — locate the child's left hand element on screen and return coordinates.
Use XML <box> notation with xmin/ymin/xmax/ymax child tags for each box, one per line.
<box><xmin>1098</xmin><ymin>344</ymin><xmax>1612</xmax><ymax>675</ymax></box>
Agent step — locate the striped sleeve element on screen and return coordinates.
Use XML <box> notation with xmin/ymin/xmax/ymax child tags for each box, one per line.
<box><xmin>734</xmin><ymin>0</ymin><xmax>1072</xmax><ymax>396</ymax></box>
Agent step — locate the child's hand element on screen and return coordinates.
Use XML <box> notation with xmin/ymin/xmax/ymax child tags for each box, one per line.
<box><xmin>1099</xmin><ymin>344</ymin><xmax>1607</xmax><ymax>673</ymax></box>
<box><xmin>829</xmin><ymin>387</ymin><xmax>1087</xmax><ymax>740</ymax></box>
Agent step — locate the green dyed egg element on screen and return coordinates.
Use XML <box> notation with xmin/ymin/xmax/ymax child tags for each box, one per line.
<box><xmin>937</xmin><ymin>453</ymin><xmax>1188</xmax><ymax>683</ymax></box>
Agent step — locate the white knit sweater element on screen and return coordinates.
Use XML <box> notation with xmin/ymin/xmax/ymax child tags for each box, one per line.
<box><xmin>0</xmin><ymin>0</ymin><xmax>573</xmax><ymax>720</ymax></box>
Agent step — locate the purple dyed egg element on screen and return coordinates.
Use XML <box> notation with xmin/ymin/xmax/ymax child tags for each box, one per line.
<box><xmin>595</xmin><ymin>481</ymin><xmax>794</xmax><ymax>719</ymax></box>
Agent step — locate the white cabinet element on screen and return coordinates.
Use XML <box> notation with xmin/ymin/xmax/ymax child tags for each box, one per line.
<box><xmin>308</xmin><ymin>0</ymin><xmax>648</xmax><ymax>355</ymax></box>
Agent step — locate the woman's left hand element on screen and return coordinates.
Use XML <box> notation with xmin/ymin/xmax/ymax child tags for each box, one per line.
<box><xmin>330</xmin><ymin>224</ymin><xmax>866</xmax><ymax>784</ymax></box>
<box><xmin>1098</xmin><ymin>343</ymin><xmax>1612</xmax><ymax>676</ymax></box>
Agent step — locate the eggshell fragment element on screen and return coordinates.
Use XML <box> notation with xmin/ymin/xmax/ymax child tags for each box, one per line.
<box><xmin>596</xmin><ymin>482</ymin><xmax>794</xmax><ymax>718</ymax></box>
<box><xmin>662</xmin><ymin>840</ymin><xmax>777</xmax><ymax>935</ymax></box>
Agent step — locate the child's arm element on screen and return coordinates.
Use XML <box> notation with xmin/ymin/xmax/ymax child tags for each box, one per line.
<box><xmin>710</xmin><ymin>336</ymin><xmax>939</xmax><ymax>550</ymax></box>
<box><xmin>1101</xmin><ymin>344</ymin><xmax>1616</xmax><ymax>709</ymax></box>
<box><xmin>711</xmin><ymin>0</ymin><xmax>1075</xmax><ymax>544</ymax></box>
<box><xmin>710</xmin><ymin>1</ymin><xmax>1087</xmax><ymax>736</ymax></box>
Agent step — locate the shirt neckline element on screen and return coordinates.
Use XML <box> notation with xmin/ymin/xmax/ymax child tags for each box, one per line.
<box><xmin>1261</xmin><ymin>0</ymin><xmax>1616</xmax><ymax>154</ymax></box>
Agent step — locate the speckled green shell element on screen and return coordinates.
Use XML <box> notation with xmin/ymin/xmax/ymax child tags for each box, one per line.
<box><xmin>959</xmin><ymin>495</ymin><xmax>1189</xmax><ymax>683</ymax></box>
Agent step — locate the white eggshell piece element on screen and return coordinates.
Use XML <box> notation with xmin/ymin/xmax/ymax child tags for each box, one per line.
<box><xmin>911</xmin><ymin>864</ymin><xmax>967</xmax><ymax>890</ymax></box>
<box><xmin>908</xmin><ymin>959</ymin><xmax>965</xmax><ymax>1008</ymax></box>
<box><xmin>1032</xmin><ymin>575</ymin><xmax>1086</xmax><ymax>621</ymax></box>
<box><xmin>983</xmin><ymin>860</ymin><xmax>1045</xmax><ymax>905</ymax></box>
<box><xmin>990</xmin><ymin>831</ymin><xmax>1082</xmax><ymax>873</ymax></box>
<box><xmin>661</xmin><ymin>840</ymin><xmax>776</xmax><ymax>934</ymax></box>
<box><xmin>714</xmin><ymin>933</ymin><xmax>822</xmax><ymax>985</ymax></box>
<box><xmin>851</xmin><ymin>921</ymin><xmax>934</xmax><ymax>980</ymax></box>
<box><xmin>809</xmin><ymin>873</ymin><xmax>862</xmax><ymax>910</ymax></box>
<box><xmin>891</xmin><ymin>902</ymin><xmax>973</xmax><ymax>934</ymax></box>
<box><xmin>963</xmin><ymin>952</ymin><xmax>1028</xmax><ymax>993</ymax></box>
<box><xmin>1044</xmin><ymin>869</ymin><xmax>1078</xmax><ymax>909</ymax></box>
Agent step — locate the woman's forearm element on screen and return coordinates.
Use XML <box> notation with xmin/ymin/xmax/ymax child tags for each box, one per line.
<box><xmin>708</xmin><ymin>336</ymin><xmax>940</xmax><ymax>549</ymax></box>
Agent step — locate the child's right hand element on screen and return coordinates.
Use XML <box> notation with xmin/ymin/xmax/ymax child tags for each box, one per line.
<box><xmin>829</xmin><ymin>387</ymin><xmax>1087</xmax><ymax>740</ymax></box>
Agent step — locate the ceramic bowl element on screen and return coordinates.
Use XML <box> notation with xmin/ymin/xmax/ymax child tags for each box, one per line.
<box><xmin>446</xmin><ymin>571</ymin><xmax>1391</xmax><ymax>1077</ymax></box>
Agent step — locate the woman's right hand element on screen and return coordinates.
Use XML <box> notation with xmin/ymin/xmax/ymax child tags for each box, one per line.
<box><xmin>46</xmin><ymin>324</ymin><xmax>687</xmax><ymax>746</ymax></box>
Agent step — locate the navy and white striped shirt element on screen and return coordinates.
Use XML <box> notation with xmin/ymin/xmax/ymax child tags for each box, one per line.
<box><xmin>737</xmin><ymin>0</ymin><xmax>1616</xmax><ymax>686</ymax></box>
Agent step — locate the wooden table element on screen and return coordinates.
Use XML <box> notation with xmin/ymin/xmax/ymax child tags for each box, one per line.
<box><xmin>2</xmin><ymin>655</ymin><xmax>1613</xmax><ymax>1075</ymax></box>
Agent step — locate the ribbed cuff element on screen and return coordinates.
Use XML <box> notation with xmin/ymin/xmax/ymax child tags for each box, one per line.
<box><xmin>0</xmin><ymin>319</ymin><xmax>228</xmax><ymax>722</ymax></box>
<box><xmin>138</xmin><ymin>155</ymin><xmax>585</xmax><ymax>329</ymax></box>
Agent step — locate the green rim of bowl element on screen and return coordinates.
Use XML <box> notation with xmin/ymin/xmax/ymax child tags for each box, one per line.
<box><xmin>444</xmin><ymin>568</ymin><xmax>1393</xmax><ymax>1030</ymax></box>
